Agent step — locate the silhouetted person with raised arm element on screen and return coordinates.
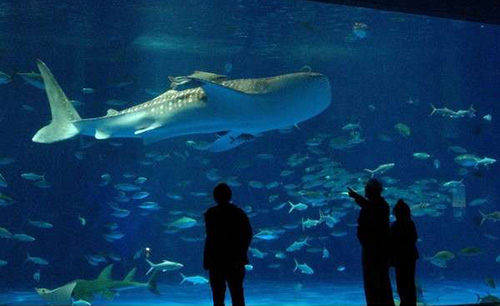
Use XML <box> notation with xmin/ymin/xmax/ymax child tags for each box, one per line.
<box><xmin>348</xmin><ymin>179</ymin><xmax>394</xmax><ymax>306</ymax></box>
<box><xmin>391</xmin><ymin>199</ymin><xmax>419</xmax><ymax>306</ymax></box>
<box><xmin>204</xmin><ymin>183</ymin><xmax>253</xmax><ymax>306</ymax></box>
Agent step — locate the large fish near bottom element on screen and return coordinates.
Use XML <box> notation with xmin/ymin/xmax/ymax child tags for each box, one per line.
<box><xmin>35</xmin><ymin>264</ymin><xmax>159</xmax><ymax>305</ymax></box>
<box><xmin>32</xmin><ymin>60</ymin><xmax>331</xmax><ymax>151</ymax></box>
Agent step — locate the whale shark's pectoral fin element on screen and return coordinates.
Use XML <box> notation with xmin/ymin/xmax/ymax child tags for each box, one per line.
<box><xmin>196</xmin><ymin>132</ymin><xmax>256</xmax><ymax>152</ymax></box>
<box><xmin>95</xmin><ymin>129</ymin><xmax>111</xmax><ymax>140</ymax></box>
<box><xmin>102</xmin><ymin>289</ymin><xmax>117</xmax><ymax>301</ymax></box>
<box><xmin>134</xmin><ymin>122</ymin><xmax>162</xmax><ymax>135</ymax></box>
<box><xmin>189</xmin><ymin>77</ymin><xmax>256</xmax><ymax>100</ymax></box>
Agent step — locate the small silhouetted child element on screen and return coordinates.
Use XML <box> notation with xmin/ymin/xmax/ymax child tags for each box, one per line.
<box><xmin>391</xmin><ymin>199</ymin><xmax>419</xmax><ymax>306</ymax></box>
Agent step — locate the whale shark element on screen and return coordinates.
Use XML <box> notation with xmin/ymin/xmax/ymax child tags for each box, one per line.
<box><xmin>33</xmin><ymin>60</ymin><xmax>331</xmax><ymax>151</ymax></box>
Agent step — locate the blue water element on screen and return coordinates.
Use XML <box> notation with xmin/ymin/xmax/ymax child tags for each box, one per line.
<box><xmin>3</xmin><ymin>280</ymin><xmax>498</xmax><ymax>305</ymax></box>
<box><xmin>1</xmin><ymin>0</ymin><xmax>500</xmax><ymax>305</ymax></box>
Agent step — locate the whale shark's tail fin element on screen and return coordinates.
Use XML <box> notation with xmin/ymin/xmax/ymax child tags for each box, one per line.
<box><xmin>32</xmin><ymin>60</ymin><xmax>81</xmax><ymax>143</ymax></box>
<box><xmin>148</xmin><ymin>271</ymin><xmax>160</xmax><ymax>295</ymax></box>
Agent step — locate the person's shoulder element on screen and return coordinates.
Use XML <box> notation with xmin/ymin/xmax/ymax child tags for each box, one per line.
<box><xmin>230</xmin><ymin>204</ymin><xmax>247</xmax><ymax>215</ymax></box>
<box><xmin>204</xmin><ymin>205</ymin><xmax>218</xmax><ymax>216</ymax></box>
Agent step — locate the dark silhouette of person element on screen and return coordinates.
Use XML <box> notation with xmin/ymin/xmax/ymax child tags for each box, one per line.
<box><xmin>391</xmin><ymin>199</ymin><xmax>419</xmax><ymax>306</ymax></box>
<box><xmin>348</xmin><ymin>178</ymin><xmax>394</xmax><ymax>306</ymax></box>
<box><xmin>204</xmin><ymin>183</ymin><xmax>253</xmax><ymax>306</ymax></box>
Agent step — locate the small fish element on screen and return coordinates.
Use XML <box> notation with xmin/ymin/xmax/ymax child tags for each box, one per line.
<box><xmin>469</xmin><ymin>198</ymin><xmax>488</xmax><ymax>207</ymax></box>
<box><xmin>167</xmin><ymin>193</ymin><xmax>183</xmax><ymax>201</ymax></box>
<box><xmin>433</xmin><ymin>159</ymin><xmax>441</xmax><ymax>169</ymax></box>
<box><xmin>72</xmin><ymin>299</ymin><xmax>91</xmax><ymax>306</ymax></box>
<box><xmin>33</xmin><ymin>180</ymin><xmax>51</xmax><ymax>189</ymax></box>
<box><xmin>455</xmin><ymin>154</ymin><xmax>481</xmax><ymax>167</ymax></box>
<box><xmin>286</xmin><ymin>237</ymin><xmax>309</xmax><ymax>252</ymax></box>
<box><xmin>73</xmin><ymin>151</ymin><xmax>85</xmax><ymax>160</ymax></box>
<box><xmin>275</xmin><ymin>252</ymin><xmax>287</xmax><ymax>259</ymax></box>
<box><xmin>22</xmin><ymin>104</ymin><xmax>36</xmax><ymax>112</ymax></box>
<box><xmin>293</xmin><ymin>259</ymin><xmax>314</xmax><ymax>275</ymax></box>
<box><xmin>145</xmin><ymin>258</ymin><xmax>183</xmax><ymax>275</ymax></box>
<box><xmin>0</xmin><ymin>173</ymin><xmax>7</xmax><ymax>188</ymax></box>
<box><xmin>114</xmin><ymin>183</ymin><xmax>140</xmax><ymax>192</ymax></box>
<box><xmin>0</xmin><ymin>193</ymin><xmax>15</xmax><ymax>207</ymax></box>
<box><xmin>483</xmin><ymin>114</ymin><xmax>492</xmax><ymax>122</ymax></box>
<box><xmin>0</xmin><ymin>227</ymin><xmax>12</xmax><ymax>239</ymax></box>
<box><xmin>26</xmin><ymin>253</ymin><xmax>48</xmax><ymax>265</ymax></box>
<box><xmin>342</xmin><ymin>121</ymin><xmax>362</xmax><ymax>131</ymax></box>
<box><xmin>266</xmin><ymin>182</ymin><xmax>280</xmax><ymax>189</ymax></box>
<box><xmin>364</xmin><ymin>163</ymin><xmax>395</xmax><ymax>177</ymax></box>
<box><xmin>131</xmin><ymin>191</ymin><xmax>150</xmax><ymax>200</ymax></box>
<box><xmin>21</xmin><ymin>173</ymin><xmax>45</xmax><ymax>181</ymax></box>
<box><xmin>443</xmin><ymin>179</ymin><xmax>464</xmax><ymax>188</ymax></box>
<box><xmin>110</xmin><ymin>207</ymin><xmax>131</xmax><ymax>218</ymax></box>
<box><xmin>249</xmin><ymin>247</ymin><xmax>267</xmax><ymax>259</ymax></box>
<box><xmin>288</xmin><ymin>201</ymin><xmax>308</xmax><ymax>213</ymax></box>
<box><xmin>81</xmin><ymin>87</ymin><xmax>95</xmax><ymax>94</ymax></box>
<box><xmin>280</xmin><ymin>170</ymin><xmax>294</xmax><ymax>177</ymax></box>
<box><xmin>33</xmin><ymin>270</ymin><xmax>41</xmax><ymax>283</ymax></box>
<box><xmin>0</xmin><ymin>260</ymin><xmax>8</xmax><ymax>266</ymax></box>
<box><xmin>248</xmin><ymin>181</ymin><xmax>264</xmax><ymax>189</ymax></box>
<box><xmin>448</xmin><ymin>146</ymin><xmax>467</xmax><ymax>154</ymax></box>
<box><xmin>14</xmin><ymin>233</ymin><xmax>36</xmax><ymax>242</ymax></box>
<box><xmin>337</xmin><ymin>265</ymin><xmax>346</xmax><ymax>272</ymax></box>
<box><xmin>78</xmin><ymin>216</ymin><xmax>86</xmax><ymax>226</ymax></box>
<box><xmin>460</xmin><ymin>247</ymin><xmax>481</xmax><ymax>256</ymax></box>
<box><xmin>180</xmin><ymin>273</ymin><xmax>209</xmax><ymax>285</ymax></box>
<box><xmin>70</xmin><ymin>100</ymin><xmax>84</xmax><ymax>107</ymax></box>
<box><xmin>135</xmin><ymin>177</ymin><xmax>148</xmax><ymax>184</ymax></box>
<box><xmin>28</xmin><ymin>219</ymin><xmax>53</xmax><ymax>229</ymax></box>
<box><xmin>139</xmin><ymin>201</ymin><xmax>159</xmax><ymax>210</ymax></box>
<box><xmin>168</xmin><ymin>217</ymin><xmax>197</xmax><ymax>229</ymax></box>
<box><xmin>17</xmin><ymin>72</ymin><xmax>44</xmax><ymax>89</ymax></box>
<box><xmin>413</xmin><ymin>152</ymin><xmax>430</xmax><ymax>160</ymax></box>
<box><xmin>394</xmin><ymin>123</ymin><xmax>411</xmax><ymax>137</ymax></box>
<box><xmin>104</xmin><ymin>231</ymin><xmax>124</xmax><ymax>242</ymax></box>
<box><xmin>0</xmin><ymin>71</ymin><xmax>11</xmax><ymax>84</ymax></box>
<box><xmin>224</xmin><ymin>62</ymin><xmax>233</xmax><ymax>74</ymax></box>
<box><xmin>322</xmin><ymin>247</ymin><xmax>330</xmax><ymax>259</ymax></box>
<box><xmin>254</xmin><ymin>230</ymin><xmax>280</xmax><ymax>240</ymax></box>
<box><xmin>257</xmin><ymin>153</ymin><xmax>274</xmax><ymax>160</ymax></box>
<box><xmin>0</xmin><ymin>157</ymin><xmax>15</xmax><ymax>165</ymax></box>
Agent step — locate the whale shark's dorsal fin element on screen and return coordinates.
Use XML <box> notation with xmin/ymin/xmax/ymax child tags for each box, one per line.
<box><xmin>189</xmin><ymin>71</ymin><xmax>227</xmax><ymax>82</ymax></box>
<box><xmin>97</xmin><ymin>264</ymin><xmax>113</xmax><ymax>281</ymax></box>
<box><xmin>106</xmin><ymin>109</ymin><xmax>119</xmax><ymax>116</ymax></box>
<box><xmin>124</xmin><ymin>268</ymin><xmax>137</xmax><ymax>282</ymax></box>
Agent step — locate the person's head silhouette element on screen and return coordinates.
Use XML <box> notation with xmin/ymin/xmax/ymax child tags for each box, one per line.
<box><xmin>365</xmin><ymin>178</ymin><xmax>383</xmax><ymax>200</ymax></box>
<box><xmin>213</xmin><ymin>183</ymin><xmax>232</xmax><ymax>205</ymax></box>
<box><xmin>394</xmin><ymin>199</ymin><xmax>411</xmax><ymax>221</ymax></box>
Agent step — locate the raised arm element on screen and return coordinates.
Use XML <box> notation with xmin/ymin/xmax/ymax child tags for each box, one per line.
<box><xmin>347</xmin><ymin>187</ymin><xmax>369</xmax><ymax>208</ymax></box>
